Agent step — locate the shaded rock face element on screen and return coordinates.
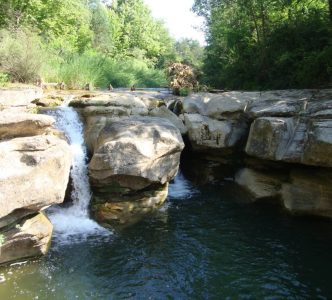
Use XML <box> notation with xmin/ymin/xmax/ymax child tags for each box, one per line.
<box><xmin>0</xmin><ymin>108</ymin><xmax>71</xmax><ymax>265</ymax></box>
<box><xmin>88</xmin><ymin>116</ymin><xmax>184</xmax><ymax>226</ymax></box>
<box><xmin>183</xmin><ymin>89</ymin><xmax>332</xmax><ymax>218</ymax></box>
<box><xmin>184</xmin><ymin>114</ymin><xmax>248</xmax><ymax>154</ymax></box>
<box><xmin>282</xmin><ymin>169</ymin><xmax>332</xmax><ymax>218</ymax></box>
<box><xmin>94</xmin><ymin>184</ymin><xmax>168</xmax><ymax>227</ymax></box>
<box><xmin>0</xmin><ymin>212</ymin><xmax>52</xmax><ymax>265</ymax></box>
<box><xmin>183</xmin><ymin>90</ymin><xmax>332</xmax><ymax>162</ymax></box>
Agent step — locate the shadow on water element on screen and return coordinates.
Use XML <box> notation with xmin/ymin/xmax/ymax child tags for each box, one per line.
<box><xmin>1</xmin><ymin>156</ymin><xmax>332</xmax><ymax>299</ymax></box>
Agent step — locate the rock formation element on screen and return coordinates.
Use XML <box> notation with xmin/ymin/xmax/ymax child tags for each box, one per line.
<box><xmin>0</xmin><ymin>88</ymin><xmax>71</xmax><ymax>265</ymax></box>
<box><xmin>183</xmin><ymin>90</ymin><xmax>332</xmax><ymax>218</ymax></box>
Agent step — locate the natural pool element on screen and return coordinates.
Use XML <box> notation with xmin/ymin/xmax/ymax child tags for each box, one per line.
<box><xmin>1</xmin><ymin>171</ymin><xmax>332</xmax><ymax>299</ymax></box>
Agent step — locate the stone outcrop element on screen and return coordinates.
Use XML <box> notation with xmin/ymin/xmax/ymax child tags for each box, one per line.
<box><xmin>0</xmin><ymin>112</ymin><xmax>55</xmax><ymax>139</ymax></box>
<box><xmin>0</xmin><ymin>87</ymin><xmax>43</xmax><ymax>108</ymax></box>
<box><xmin>0</xmin><ymin>109</ymin><xmax>71</xmax><ymax>265</ymax></box>
<box><xmin>0</xmin><ymin>212</ymin><xmax>53</xmax><ymax>265</ymax></box>
<box><xmin>0</xmin><ymin>135</ymin><xmax>71</xmax><ymax>219</ymax></box>
<box><xmin>182</xmin><ymin>89</ymin><xmax>332</xmax><ymax>218</ymax></box>
<box><xmin>88</xmin><ymin>116</ymin><xmax>184</xmax><ymax>226</ymax></box>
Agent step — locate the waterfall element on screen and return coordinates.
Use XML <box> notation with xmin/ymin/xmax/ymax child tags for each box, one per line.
<box><xmin>45</xmin><ymin>96</ymin><xmax>110</xmax><ymax>244</ymax></box>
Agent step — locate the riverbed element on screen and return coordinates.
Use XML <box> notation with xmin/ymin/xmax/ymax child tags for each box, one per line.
<box><xmin>1</xmin><ymin>169</ymin><xmax>332</xmax><ymax>299</ymax></box>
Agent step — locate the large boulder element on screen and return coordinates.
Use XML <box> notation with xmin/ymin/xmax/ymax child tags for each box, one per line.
<box><xmin>89</xmin><ymin>116</ymin><xmax>184</xmax><ymax>226</ymax></box>
<box><xmin>89</xmin><ymin>116</ymin><xmax>184</xmax><ymax>188</ymax></box>
<box><xmin>0</xmin><ymin>112</ymin><xmax>55</xmax><ymax>140</ymax></box>
<box><xmin>245</xmin><ymin>117</ymin><xmax>332</xmax><ymax>167</ymax></box>
<box><xmin>0</xmin><ymin>135</ymin><xmax>71</xmax><ymax>219</ymax></box>
<box><xmin>0</xmin><ymin>212</ymin><xmax>52</xmax><ymax>265</ymax></box>
<box><xmin>184</xmin><ymin>113</ymin><xmax>248</xmax><ymax>153</ymax></box>
<box><xmin>183</xmin><ymin>92</ymin><xmax>252</xmax><ymax>120</ymax></box>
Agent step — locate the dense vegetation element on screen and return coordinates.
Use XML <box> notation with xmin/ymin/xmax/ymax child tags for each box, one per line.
<box><xmin>0</xmin><ymin>0</ymin><xmax>203</xmax><ymax>89</ymax></box>
<box><xmin>0</xmin><ymin>0</ymin><xmax>330</xmax><ymax>90</ymax></box>
<box><xmin>193</xmin><ymin>0</ymin><xmax>332</xmax><ymax>89</ymax></box>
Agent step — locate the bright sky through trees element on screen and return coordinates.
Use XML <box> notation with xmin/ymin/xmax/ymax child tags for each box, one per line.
<box><xmin>144</xmin><ymin>0</ymin><xmax>205</xmax><ymax>44</ymax></box>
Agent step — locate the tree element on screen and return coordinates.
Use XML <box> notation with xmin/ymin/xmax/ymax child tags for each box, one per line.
<box><xmin>193</xmin><ymin>0</ymin><xmax>331</xmax><ymax>89</ymax></box>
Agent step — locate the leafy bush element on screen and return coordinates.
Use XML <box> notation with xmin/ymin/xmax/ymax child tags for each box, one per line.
<box><xmin>0</xmin><ymin>29</ymin><xmax>45</xmax><ymax>83</ymax></box>
<box><xmin>0</xmin><ymin>72</ymin><xmax>9</xmax><ymax>87</ymax></box>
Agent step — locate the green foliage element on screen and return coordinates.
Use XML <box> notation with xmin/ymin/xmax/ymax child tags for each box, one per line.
<box><xmin>42</xmin><ymin>52</ymin><xmax>104</xmax><ymax>89</ymax></box>
<box><xmin>0</xmin><ymin>0</ymin><xmax>201</xmax><ymax>88</ymax></box>
<box><xmin>0</xmin><ymin>73</ymin><xmax>9</xmax><ymax>87</ymax></box>
<box><xmin>102</xmin><ymin>58</ymin><xmax>167</xmax><ymax>88</ymax></box>
<box><xmin>194</xmin><ymin>0</ymin><xmax>332</xmax><ymax>89</ymax></box>
<box><xmin>0</xmin><ymin>29</ymin><xmax>45</xmax><ymax>82</ymax></box>
<box><xmin>175</xmin><ymin>38</ymin><xmax>204</xmax><ymax>68</ymax></box>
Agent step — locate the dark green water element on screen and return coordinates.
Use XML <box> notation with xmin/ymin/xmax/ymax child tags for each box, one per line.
<box><xmin>1</xmin><ymin>172</ymin><xmax>332</xmax><ymax>299</ymax></box>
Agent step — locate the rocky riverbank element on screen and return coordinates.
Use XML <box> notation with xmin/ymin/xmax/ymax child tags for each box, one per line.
<box><xmin>1</xmin><ymin>87</ymin><xmax>331</xmax><ymax>265</ymax></box>
<box><xmin>0</xmin><ymin>88</ymin><xmax>71</xmax><ymax>264</ymax></box>
<box><xmin>181</xmin><ymin>90</ymin><xmax>332</xmax><ymax>218</ymax></box>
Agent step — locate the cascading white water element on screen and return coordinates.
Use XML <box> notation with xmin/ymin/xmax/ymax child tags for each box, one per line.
<box><xmin>45</xmin><ymin>96</ymin><xmax>110</xmax><ymax>244</ymax></box>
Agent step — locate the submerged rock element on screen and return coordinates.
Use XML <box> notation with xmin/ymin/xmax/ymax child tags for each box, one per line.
<box><xmin>0</xmin><ymin>212</ymin><xmax>52</xmax><ymax>265</ymax></box>
<box><xmin>93</xmin><ymin>184</ymin><xmax>168</xmax><ymax>226</ymax></box>
<box><xmin>235</xmin><ymin>168</ymin><xmax>285</xmax><ymax>201</ymax></box>
<box><xmin>281</xmin><ymin>169</ymin><xmax>332</xmax><ymax>218</ymax></box>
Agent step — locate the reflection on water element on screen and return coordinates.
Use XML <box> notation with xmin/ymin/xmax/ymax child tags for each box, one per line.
<box><xmin>1</xmin><ymin>171</ymin><xmax>332</xmax><ymax>299</ymax></box>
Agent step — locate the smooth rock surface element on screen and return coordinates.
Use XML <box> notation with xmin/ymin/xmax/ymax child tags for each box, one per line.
<box><xmin>0</xmin><ymin>212</ymin><xmax>52</xmax><ymax>265</ymax></box>
<box><xmin>0</xmin><ymin>112</ymin><xmax>55</xmax><ymax>139</ymax></box>
<box><xmin>183</xmin><ymin>92</ymin><xmax>252</xmax><ymax>120</ymax></box>
<box><xmin>0</xmin><ymin>135</ymin><xmax>71</xmax><ymax>219</ymax></box>
<box><xmin>149</xmin><ymin>106</ymin><xmax>187</xmax><ymax>135</ymax></box>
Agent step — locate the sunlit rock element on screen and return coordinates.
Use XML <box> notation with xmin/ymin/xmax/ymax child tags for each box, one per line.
<box><xmin>0</xmin><ymin>135</ymin><xmax>71</xmax><ymax>219</ymax></box>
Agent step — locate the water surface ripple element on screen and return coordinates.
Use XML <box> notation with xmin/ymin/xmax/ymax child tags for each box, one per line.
<box><xmin>1</xmin><ymin>172</ymin><xmax>332</xmax><ymax>299</ymax></box>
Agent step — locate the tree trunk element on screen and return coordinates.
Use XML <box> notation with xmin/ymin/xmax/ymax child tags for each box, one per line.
<box><xmin>329</xmin><ymin>0</ymin><xmax>332</xmax><ymax>21</ymax></box>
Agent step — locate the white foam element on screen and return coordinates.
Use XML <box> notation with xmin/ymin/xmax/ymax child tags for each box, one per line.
<box><xmin>45</xmin><ymin>96</ymin><xmax>111</xmax><ymax>243</ymax></box>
